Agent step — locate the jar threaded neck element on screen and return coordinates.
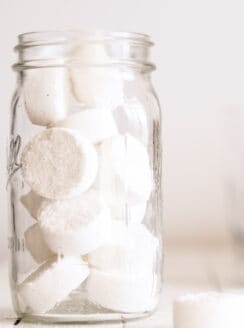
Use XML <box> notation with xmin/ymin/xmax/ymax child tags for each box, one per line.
<box><xmin>14</xmin><ymin>30</ymin><xmax>155</xmax><ymax>72</ymax></box>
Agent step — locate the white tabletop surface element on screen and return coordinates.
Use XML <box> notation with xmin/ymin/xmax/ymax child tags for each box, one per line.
<box><xmin>1</xmin><ymin>244</ymin><xmax>243</xmax><ymax>327</ymax></box>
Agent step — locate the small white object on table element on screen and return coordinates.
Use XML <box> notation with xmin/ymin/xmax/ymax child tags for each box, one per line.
<box><xmin>174</xmin><ymin>292</ymin><xmax>244</xmax><ymax>328</ymax></box>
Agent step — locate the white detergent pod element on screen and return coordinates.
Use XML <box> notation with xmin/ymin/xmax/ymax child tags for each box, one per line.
<box><xmin>53</xmin><ymin>108</ymin><xmax>118</xmax><ymax>144</ymax></box>
<box><xmin>21</xmin><ymin>191</ymin><xmax>45</xmax><ymax>219</ymax></box>
<box><xmin>21</xmin><ymin>128</ymin><xmax>98</xmax><ymax>200</ymax></box>
<box><xmin>174</xmin><ymin>292</ymin><xmax>244</xmax><ymax>328</ymax></box>
<box><xmin>113</xmin><ymin>102</ymin><xmax>149</xmax><ymax>146</ymax></box>
<box><xmin>23</xmin><ymin>67</ymin><xmax>70</xmax><ymax>126</ymax></box>
<box><xmin>111</xmin><ymin>202</ymin><xmax>147</xmax><ymax>223</ymax></box>
<box><xmin>96</xmin><ymin>134</ymin><xmax>153</xmax><ymax>206</ymax></box>
<box><xmin>25</xmin><ymin>223</ymin><xmax>53</xmax><ymax>264</ymax></box>
<box><xmin>18</xmin><ymin>256</ymin><xmax>89</xmax><ymax>314</ymax></box>
<box><xmin>87</xmin><ymin>269</ymin><xmax>157</xmax><ymax>313</ymax></box>
<box><xmin>70</xmin><ymin>43</ymin><xmax>123</xmax><ymax>109</ymax></box>
<box><xmin>38</xmin><ymin>189</ymin><xmax>111</xmax><ymax>255</ymax></box>
<box><xmin>88</xmin><ymin>221</ymin><xmax>158</xmax><ymax>274</ymax></box>
<box><xmin>71</xmin><ymin>42</ymin><xmax>110</xmax><ymax>65</ymax></box>
<box><xmin>71</xmin><ymin>67</ymin><xmax>124</xmax><ymax>110</ymax></box>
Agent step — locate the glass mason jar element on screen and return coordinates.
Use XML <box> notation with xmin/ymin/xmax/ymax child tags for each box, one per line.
<box><xmin>8</xmin><ymin>31</ymin><xmax>163</xmax><ymax>323</ymax></box>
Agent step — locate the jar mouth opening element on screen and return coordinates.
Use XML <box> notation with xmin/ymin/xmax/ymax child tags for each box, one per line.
<box><xmin>18</xmin><ymin>30</ymin><xmax>154</xmax><ymax>47</ymax></box>
<box><xmin>14</xmin><ymin>30</ymin><xmax>155</xmax><ymax>72</ymax></box>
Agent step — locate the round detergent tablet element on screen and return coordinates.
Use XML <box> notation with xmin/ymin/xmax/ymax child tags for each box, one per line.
<box><xmin>18</xmin><ymin>256</ymin><xmax>89</xmax><ymax>314</ymax></box>
<box><xmin>88</xmin><ymin>220</ymin><xmax>158</xmax><ymax>274</ymax></box>
<box><xmin>23</xmin><ymin>67</ymin><xmax>70</xmax><ymax>126</ymax></box>
<box><xmin>70</xmin><ymin>44</ymin><xmax>123</xmax><ymax>109</ymax></box>
<box><xmin>87</xmin><ymin>269</ymin><xmax>157</xmax><ymax>313</ymax></box>
<box><xmin>21</xmin><ymin>128</ymin><xmax>98</xmax><ymax>200</ymax></box>
<box><xmin>38</xmin><ymin>189</ymin><xmax>111</xmax><ymax>255</ymax></box>
<box><xmin>71</xmin><ymin>68</ymin><xmax>123</xmax><ymax>110</ymax></box>
<box><xmin>25</xmin><ymin>223</ymin><xmax>54</xmax><ymax>264</ymax></box>
<box><xmin>53</xmin><ymin>108</ymin><xmax>118</xmax><ymax>144</ymax></box>
<box><xmin>96</xmin><ymin>134</ymin><xmax>153</xmax><ymax>206</ymax></box>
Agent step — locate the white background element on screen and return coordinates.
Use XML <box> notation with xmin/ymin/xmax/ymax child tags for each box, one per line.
<box><xmin>1</xmin><ymin>0</ymin><xmax>244</xmax><ymax>264</ymax></box>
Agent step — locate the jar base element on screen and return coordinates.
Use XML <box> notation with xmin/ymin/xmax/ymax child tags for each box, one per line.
<box><xmin>18</xmin><ymin>309</ymin><xmax>156</xmax><ymax>324</ymax></box>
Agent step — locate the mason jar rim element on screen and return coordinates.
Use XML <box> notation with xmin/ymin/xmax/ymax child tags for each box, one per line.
<box><xmin>17</xmin><ymin>30</ymin><xmax>154</xmax><ymax>47</ymax></box>
<box><xmin>13</xmin><ymin>30</ymin><xmax>155</xmax><ymax>72</ymax></box>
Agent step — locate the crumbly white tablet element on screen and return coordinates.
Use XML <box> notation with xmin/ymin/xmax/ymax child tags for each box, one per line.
<box><xmin>53</xmin><ymin>108</ymin><xmax>118</xmax><ymax>144</ymax></box>
<box><xmin>24</xmin><ymin>223</ymin><xmax>53</xmax><ymax>264</ymax></box>
<box><xmin>88</xmin><ymin>221</ymin><xmax>158</xmax><ymax>274</ymax></box>
<box><xmin>21</xmin><ymin>128</ymin><xmax>98</xmax><ymax>200</ymax></box>
<box><xmin>174</xmin><ymin>292</ymin><xmax>244</xmax><ymax>328</ymax></box>
<box><xmin>113</xmin><ymin>101</ymin><xmax>149</xmax><ymax>146</ymax></box>
<box><xmin>71</xmin><ymin>42</ymin><xmax>110</xmax><ymax>65</ymax></box>
<box><xmin>18</xmin><ymin>256</ymin><xmax>89</xmax><ymax>314</ymax></box>
<box><xmin>71</xmin><ymin>67</ymin><xmax>124</xmax><ymax>110</ymax></box>
<box><xmin>70</xmin><ymin>43</ymin><xmax>123</xmax><ymax>109</ymax></box>
<box><xmin>111</xmin><ymin>202</ymin><xmax>147</xmax><ymax>223</ymax></box>
<box><xmin>23</xmin><ymin>67</ymin><xmax>70</xmax><ymax>126</ymax></box>
<box><xmin>96</xmin><ymin>134</ymin><xmax>153</xmax><ymax>205</ymax></box>
<box><xmin>21</xmin><ymin>191</ymin><xmax>45</xmax><ymax>219</ymax></box>
<box><xmin>38</xmin><ymin>189</ymin><xmax>111</xmax><ymax>255</ymax></box>
<box><xmin>87</xmin><ymin>269</ymin><xmax>157</xmax><ymax>313</ymax></box>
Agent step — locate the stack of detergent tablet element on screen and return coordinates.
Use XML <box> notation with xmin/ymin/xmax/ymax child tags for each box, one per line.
<box><xmin>17</xmin><ymin>45</ymin><xmax>159</xmax><ymax>315</ymax></box>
